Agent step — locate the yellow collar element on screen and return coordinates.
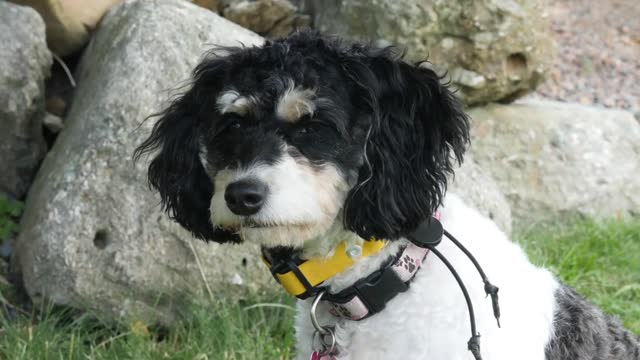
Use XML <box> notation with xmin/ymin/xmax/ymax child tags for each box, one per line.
<box><xmin>262</xmin><ymin>239</ymin><xmax>386</xmax><ymax>298</ymax></box>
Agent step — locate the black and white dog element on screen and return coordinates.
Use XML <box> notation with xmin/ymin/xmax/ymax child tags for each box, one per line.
<box><xmin>135</xmin><ymin>31</ymin><xmax>639</xmax><ymax>359</ymax></box>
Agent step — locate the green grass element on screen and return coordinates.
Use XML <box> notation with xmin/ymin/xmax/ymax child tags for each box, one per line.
<box><xmin>0</xmin><ymin>219</ymin><xmax>637</xmax><ymax>359</ymax></box>
<box><xmin>0</xmin><ymin>195</ymin><xmax>23</xmax><ymax>241</ymax></box>
<box><xmin>516</xmin><ymin>219</ymin><xmax>640</xmax><ymax>334</ymax></box>
<box><xmin>0</xmin><ymin>296</ymin><xmax>296</xmax><ymax>360</ymax></box>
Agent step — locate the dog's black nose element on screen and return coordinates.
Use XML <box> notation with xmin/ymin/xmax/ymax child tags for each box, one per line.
<box><xmin>225</xmin><ymin>179</ymin><xmax>268</xmax><ymax>216</ymax></box>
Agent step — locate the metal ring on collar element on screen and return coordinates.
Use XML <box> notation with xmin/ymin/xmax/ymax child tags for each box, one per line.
<box><xmin>312</xmin><ymin>327</ymin><xmax>337</xmax><ymax>355</ymax></box>
<box><xmin>310</xmin><ymin>290</ymin><xmax>328</xmax><ymax>335</ymax></box>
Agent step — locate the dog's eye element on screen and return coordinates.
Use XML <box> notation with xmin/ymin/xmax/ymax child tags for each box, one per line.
<box><xmin>218</xmin><ymin>115</ymin><xmax>243</xmax><ymax>134</ymax></box>
<box><xmin>296</xmin><ymin>121</ymin><xmax>325</xmax><ymax>135</ymax></box>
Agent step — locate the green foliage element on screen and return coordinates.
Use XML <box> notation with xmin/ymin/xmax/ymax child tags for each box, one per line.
<box><xmin>0</xmin><ymin>219</ymin><xmax>637</xmax><ymax>359</ymax></box>
<box><xmin>0</xmin><ymin>195</ymin><xmax>23</xmax><ymax>241</ymax></box>
<box><xmin>516</xmin><ymin>219</ymin><xmax>640</xmax><ymax>334</ymax></box>
<box><xmin>0</xmin><ymin>295</ymin><xmax>295</xmax><ymax>360</ymax></box>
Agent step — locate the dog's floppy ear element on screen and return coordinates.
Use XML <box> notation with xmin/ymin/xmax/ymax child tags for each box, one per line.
<box><xmin>134</xmin><ymin>84</ymin><xmax>239</xmax><ymax>243</ymax></box>
<box><xmin>343</xmin><ymin>50</ymin><xmax>469</xmax><ymax>240</ymax></box>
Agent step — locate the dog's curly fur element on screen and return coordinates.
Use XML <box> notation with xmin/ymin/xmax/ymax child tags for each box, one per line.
<box><xmin>135</xmin><ymin>31</ymin><xmax>639</xmax><ymax>359</ymax></box>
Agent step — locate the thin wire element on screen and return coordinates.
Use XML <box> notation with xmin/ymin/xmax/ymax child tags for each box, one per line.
<box><xmin>427</xmin><ymin>244</ymin><xmax>483</xmax><ymax>360</ymax></box>
<box><xmin>427</xmin><ymin>245</ymin><xmax>477</xmax><ymax>337</ymax></box>
<box><xmin>443</xmin><ymin>230</ymin><xmax>487</xmax><ymax>279</ymax></box>
<box><xmin>444</xmin><ymin>229</ymin><xmax>501</xmax><ymax>327</ymax></box>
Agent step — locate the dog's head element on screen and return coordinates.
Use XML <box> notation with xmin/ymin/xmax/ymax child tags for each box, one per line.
<box><xmin>135</xmin><ymin>31</ymin><xmax>469</xmax><ymax>250</ymax></box>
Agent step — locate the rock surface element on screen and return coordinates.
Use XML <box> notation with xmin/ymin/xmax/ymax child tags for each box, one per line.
<box><xmin>296</xmin><ymin>0</ymin><xmax>552</xmax><ymax>105</ymax></box>
<box><xmin>223</xmin><ymin>0</ymin><xmax>310</xmax><ymax>37</ymax></box>
<box><xmin>11</xmin><ymin>0</ymin><xmax>123</xmax><ymax>56</ymax></box>
<box><xmin>192</xmin><ymin>0</ymin><xmax>222</xmax><ymax>12</ymax></box>
<box><xmin>468</xmin><ymin>99</ymin><xmax>640</xmax><ymax>227</ymax></box>
<box><xmin>450</xmin><ymin>158</ymin><xmax>513</xmax><ymax>235</ymax></box>
<box><xmin>13</xmin><ymin>0</ymin><xmax>269</xmax><ymax>323</ymax></box>
<box><xmin>42</xmin><ymin>113</ymin><xmax>64</xmax><ymax>134</ymax></box>
<box><xmin>0</xmin><ymin>2</ymin><xmax>51</xmax><ymax>199</ymax></box>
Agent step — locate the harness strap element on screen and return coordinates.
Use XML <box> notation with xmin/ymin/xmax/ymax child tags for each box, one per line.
<box><xmin>323</xmin><ymin>242</ymin><xmax>429</xmax><ymax>320</ymax></box>
<box><xmin>321</xmin><ymin>212</ymin><xmax>440</xmax><ymax>320</ymax></box>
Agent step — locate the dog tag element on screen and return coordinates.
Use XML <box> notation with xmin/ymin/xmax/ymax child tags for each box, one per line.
<box><xmin>310</xmin><ymin>352</ymin><xmax>337</xmax><ymax>360</ymax></box>
<box><xmin>407</xmin><ymin>217</ymin><xmax>443</xmax><ymax>248</ymax></box>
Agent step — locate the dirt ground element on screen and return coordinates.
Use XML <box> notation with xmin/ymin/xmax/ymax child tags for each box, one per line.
<box><xmin>532</xmin><ymin>0</ymin><xmax>640</xmax><ymax>118</ymax></box>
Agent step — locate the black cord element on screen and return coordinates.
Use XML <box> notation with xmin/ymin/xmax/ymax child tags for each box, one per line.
<box><xmin>426</xmin><ymin>244</ymin><xmax>483</xmax><ymax>360</ymax></box>
<box><xmin>443</xmin><ymin>229</ymin><xmax>501</xmax><ymax>328</ymax></box>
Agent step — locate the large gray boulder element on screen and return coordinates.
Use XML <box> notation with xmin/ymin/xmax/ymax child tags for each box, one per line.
<box><xmin>468</xmin><ymin>99</ymin><xmax>640</xmax><ymax>227</ymax></box>
<box><xmin>223</xmin><ymin>0</ymin><xmax>310</xmax><ymax>37</ymax></box>
<box><xmin>450</xmin><ymin>158</ymin><xmax>512</xmax><ymax>235</ymax></box>
<box><xmin>13</xmin><ymin>0</ymin><xmax>269</xmax><ymax>323</ymax></box>
<box><xmin>296</xmin><ymin>0</ymin><xmax>552</xmax><ymax>105</ymax></box>
<box><xmin>0</xmin><ymin>2</ymin><xmax>51</xmax><ymax>198</ymax></box>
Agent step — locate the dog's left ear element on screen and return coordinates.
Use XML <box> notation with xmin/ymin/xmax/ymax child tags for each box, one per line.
<box><xmin>343</xmin><ymin>52</ymin><xmax>469</xmax><ymax>240</ymax></box>
<box><xmin>134</xmin><ymin>91</ymin><xmax>239</xmax><ymax>243</ymax></box>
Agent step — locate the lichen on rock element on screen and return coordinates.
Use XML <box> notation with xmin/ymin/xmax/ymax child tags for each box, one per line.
<box><xmin>296</xmin><ymin>0</ymin><xmax>554</xmax><ymax>105</ymax></box>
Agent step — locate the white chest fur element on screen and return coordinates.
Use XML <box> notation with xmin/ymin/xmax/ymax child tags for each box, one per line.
<box><xmin>294</xmin><ymin>194</ymin><xmax>559</xmax><ymax>360</ymax></box>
